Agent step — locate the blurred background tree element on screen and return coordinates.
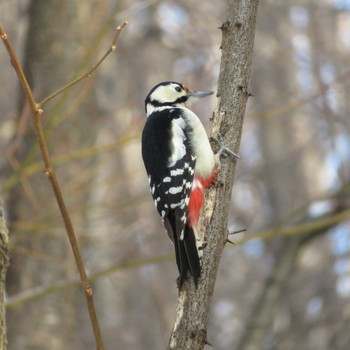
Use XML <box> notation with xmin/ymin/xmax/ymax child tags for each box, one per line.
<box><xmin>1</xmin><ymin>0</ymin><xmax>350</xmax><ymax>349</ymax></box>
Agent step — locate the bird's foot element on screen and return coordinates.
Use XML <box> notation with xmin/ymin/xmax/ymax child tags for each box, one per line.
<box><xmin>210</xmin><ymin>133</ymin><xmax>240</xmax><ymax>166</ymax></box>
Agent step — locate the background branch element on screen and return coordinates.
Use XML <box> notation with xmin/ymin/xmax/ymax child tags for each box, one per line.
<box><xmin>6</xmin><ymin>253</ymin><xmax>173</xmax><ymax>308</ymax></box>
<box><xmin>6</xmin><ymin>198</ymin><xmax>348</xmax><ymax>309</ymax></box>
<box><xmin>0</xmin><ymin>199</ymin><xmax>9</xmax><ymax>350</ymax></box>
<box><xmin>39</xmin><ymin>21</ymin><xmax>128</xmax><ymax>106</ymax></box>
<box><xmin>2</xmin><ymin>1</ymin><xmax>349</xmax><ymax>349</ymax></box>
<box><xmin>234</xmin><ymin>194</ymin><xmax>349</xmax><ymax>350</ymax></box>
<box><xmin>0</xmin><ymin>23</ymin><xmax>127</xmax><ymax>350</ymax></box>
<box><xmin>235</xmin><ymin>236</ymin><xmax>302</xmax><ymax>350</ymax></box>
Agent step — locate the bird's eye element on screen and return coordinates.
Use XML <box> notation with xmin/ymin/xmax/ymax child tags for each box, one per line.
<box><xmin>175</xmin><ymin>86</ymin><xmax>182</xmax><ymax>92</ymax></box>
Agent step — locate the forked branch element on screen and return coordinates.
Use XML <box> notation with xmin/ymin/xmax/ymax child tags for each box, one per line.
<box><xmin>39</xmin><ymin>21</ymin><xmax>128</xmax><ymax>106</ymax></box>
<box><xmin>0</xmin><ymin>22</ymin><xmax>127</xmax><ymax>350</ymax></box>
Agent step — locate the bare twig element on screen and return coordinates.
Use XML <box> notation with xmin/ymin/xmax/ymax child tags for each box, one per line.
<box><xmin>254</xmin><ymin>70</ymin><xmax>350</xmax><ymax>120</ymax></box>
<box><xmin>0</xmin><ymin>199</ymin><xmax>9</xmax><ymax>349</ymax></box>
<box><xmin>236</xmin><ymin>207</ymin><xmax>350</xmax><ymax>244</ymax></box>
<box><xmin>236</xmin><ymin>237</ymin><xmax>302</xmax><ymax>350</ymax></box>
<box><xmin>0</xmin><ymin>23</ymin><xmax>127</xmax><ymax>350</ymax></box>
<box><xmin>1</xmin><ymin>129</ymin><xmax>139</xmax><ymax>195</ymax></box>
<box><xmin>6</xmin><ymin>203</ymin><xmax>350</xmax><ymax>309</ymax></box>
<box><xmin>39</xmin><ymin>21</ymin><xmax>127</xmax><ymax>106</ymax></box>
<box><xmin>229</xmin><ymin>228</ymin><xmax>246</xmax><ymax>235</ymax></box>
<box><xmin>6</xmin><ymin>253</ymin><xmax>173</xmax><ymax>308</ymax></box>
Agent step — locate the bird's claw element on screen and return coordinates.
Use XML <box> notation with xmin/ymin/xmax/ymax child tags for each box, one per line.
<box><xmin>210</xmin><ymin>133</ymin><xmax>241</xmax><ymax>159</ymax></box>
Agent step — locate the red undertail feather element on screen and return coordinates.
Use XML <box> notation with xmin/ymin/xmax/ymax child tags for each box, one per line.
<box><xmin>188</xmin><ymin>165</ymin><xmax>218</xmax><ymax>227</ymax></box>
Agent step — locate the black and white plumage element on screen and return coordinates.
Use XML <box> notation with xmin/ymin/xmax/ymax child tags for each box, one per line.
<box><xmin>141</xmin><ymin>81</ymin><xmax>217</xmax><ymax>289</ymax></box>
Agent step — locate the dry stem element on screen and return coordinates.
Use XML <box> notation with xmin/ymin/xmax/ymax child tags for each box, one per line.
<box><xmin>0</xmin><ymin>22</ymin><xmax>127</xmax><ymax>350</ymax></box>
<box><xmin>39</xmin><ymin>21</ymin><xmax>128</xmax><ymax>106</ymax></box>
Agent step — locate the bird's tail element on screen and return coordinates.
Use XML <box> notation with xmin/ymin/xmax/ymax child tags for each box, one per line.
<box><xmin>165</xmin><ymin>210</ymin><xmax>201</xmax><ymax>289</ymax></box>
<box><xmin>175</xmin><ymin>224</ymin><xmax>200</xmax><ymax>289</ymax></box>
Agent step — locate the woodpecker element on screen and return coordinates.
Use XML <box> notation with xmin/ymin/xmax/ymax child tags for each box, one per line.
<box><xmin>141</xmin><ymin>81</ymin><xmax>217</xmax><ymax>289</ymax></box>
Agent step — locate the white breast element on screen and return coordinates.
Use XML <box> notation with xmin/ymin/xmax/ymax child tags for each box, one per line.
<box><xmin>180</xmin><ymin>108</ymin><xmax>215</xmax><ymax>178</ymax></box>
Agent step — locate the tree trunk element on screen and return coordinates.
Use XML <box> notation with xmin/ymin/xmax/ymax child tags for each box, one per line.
<box><xmin>167</xmin><ymin>1</ymin><xmax>259</xmax><ymax>349</ymax></box>
<box><xmin>0</xmin><ymin>199</ymin><xmax>9</xmax><ymax>350</ymax></box>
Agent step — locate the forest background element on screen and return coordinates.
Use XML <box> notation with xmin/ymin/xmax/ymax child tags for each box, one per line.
<box><xmin>1</xmin><ymin>1</ymin><xmax>350</xmax><ymax>349</ymax></box>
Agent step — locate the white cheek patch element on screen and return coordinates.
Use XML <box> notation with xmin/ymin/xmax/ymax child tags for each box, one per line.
<box><xmin>148</xmin><ymin>84</ymin><xmax>186</xmax><ymax>109</ymax></box>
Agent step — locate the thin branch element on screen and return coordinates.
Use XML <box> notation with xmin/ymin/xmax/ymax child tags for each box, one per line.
<box><xmin>235</xmin><ymin>236</ymin><xmax>302</xmax><ymax>350</ymax></box>
<box><xmin>39</xmin><ymin>21</ymin><xmax>128</xmax><ymax>106</ymax></box>
<box><xmin>0</xmin><ymin>199</ymin><xmax>10</xmax><ymax>348</ymax></box>
<box><xmin>229</xmin><ymin>228</ymin><xmax>246</xmax><ymax>235</ymax></box>
<box><xmin>1</xmin><ymin>129</ymin><xmax>139</xmax><ymax>195</ymax></box>
<box><xmin>236</xmin><ymin>207</ymin><xmax>350</xmax><ymax>244</ymax></box>
<box><xmin>0</xmin><ymin>30</ymin><xmax>37</xmax><ymax>112</ymax></box>
<box><xmin>6</xmin><ymin>203</ymin><xmax>349</xmax><ymax>309</ymax></box>
<box><xmin>253</xmin><ymin>69</ymin><xmax>350</xmax><ymax>120</ymax></box>
<box><xmin>1</xmin><ymin>23</ymin><xmax>127</xmax><ymax>350</ymax></box>
<box><xmin>6</xmin><ymin>254</ymin><xmax>173</xmax><ymax>308</ymax></box>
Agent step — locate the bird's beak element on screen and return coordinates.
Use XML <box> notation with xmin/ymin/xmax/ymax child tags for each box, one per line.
<box><xmin>187</xmin><ymin>90</ymin><xmax>214</xmax><ymax>99</ymax></box>
<box><xmin>185</xmin><ymin>89</ymin><xmax>214</xmax><ymax>106</ymax></box>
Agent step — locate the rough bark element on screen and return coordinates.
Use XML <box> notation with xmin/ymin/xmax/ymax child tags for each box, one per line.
<box><xmin>167</xmin><ymin>1</ymin><xmax>259</xmax><ymax>349</ymax></box>
<box><xmin>0</xmin><ymin>200</ymin><xmax>9</xmax><ymax>350</ymax></box>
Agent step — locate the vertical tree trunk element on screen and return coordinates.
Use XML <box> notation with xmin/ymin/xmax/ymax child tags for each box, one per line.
<box><xmin>167</xmin><ymin>1</ymin><xmax>259</xmax><ymax>349</ymax></box>
<box><xmin>0</xmin><ymin>199</ymin><xmax>9</xmax><ymax>350</ymax></box>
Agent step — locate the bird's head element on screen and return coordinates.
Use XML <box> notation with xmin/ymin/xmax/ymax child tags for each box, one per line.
<box><xmin>145</xmin><ymin>81</ymin><xmax>213</xmax><ymax>116</ymax></box>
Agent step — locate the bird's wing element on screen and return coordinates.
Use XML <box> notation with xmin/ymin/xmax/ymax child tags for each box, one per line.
<box><xmin>141</xmin><ymin>109</ymin><xmax>196</xmax><ymax>240</ymax></box>
<box><xmin>141</xmin><ymin>108</ymin><xmax>200</xmax><ymax>287</ymax></box>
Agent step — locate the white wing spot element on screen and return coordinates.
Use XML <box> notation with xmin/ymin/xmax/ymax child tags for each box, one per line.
<box><xmin>186</xmin><ymin>182</ymin><xmax>192</xmax><ymax>189</ymax></box>
<box><xmin>170</xmin><ymin>168</ymin><xmax>184</xmax><ymax>176</ymax></box>
<box><xmin>169</xmin><ymin>186</ymin><xmax>183</xmax><ymax>194</ymax></box>
<box><xmin>163</xmin><ymin>177</ymin><xmax>171</xmax><ymax>183</ymax></box>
